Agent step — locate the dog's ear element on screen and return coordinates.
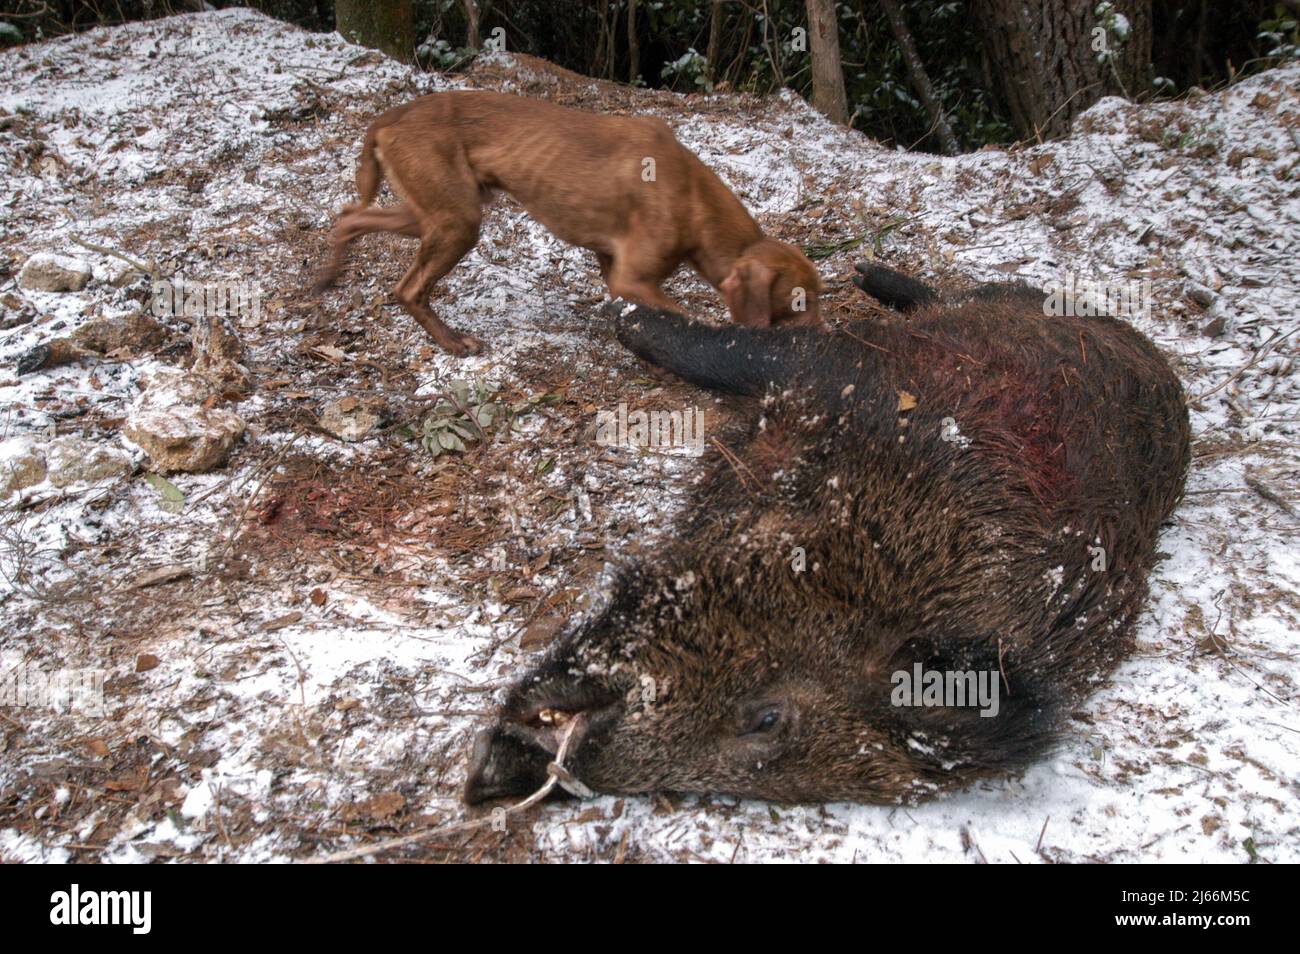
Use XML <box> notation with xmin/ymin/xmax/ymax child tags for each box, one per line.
<box><xmin>721</xmin><ymin>259</ymin><xmax>776</xmax><ymax>328</ymax></box>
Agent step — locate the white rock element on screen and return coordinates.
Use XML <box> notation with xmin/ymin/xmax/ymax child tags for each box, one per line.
<box><xmin>18</xmin><ymin>253</ymin><xmax>92</xmax><ymax>292</ymax></box>
<box><xmin>123</xmin><ymin>369</ymin><xmax>245</xmax><ymax>473</ymax></box>
<box><xmin>0</xmin><ymin>434</ymin><xmax>133</xmax><ymax>498</ymax></box>
<box><xmin>43</xmin><ymin>435</ymin><xmax>134</xmax><ymax>487</ymax></box>
<box><xmin>0</xmin><ymin>437</ymin><xmax>49</xmax><ymax>497</ymax></box>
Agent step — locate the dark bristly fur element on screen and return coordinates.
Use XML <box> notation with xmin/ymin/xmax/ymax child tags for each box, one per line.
<box><xmin>464</xmin><ymin>265</ymin><xmax>1191</xmax><ymax>806</ymax></box>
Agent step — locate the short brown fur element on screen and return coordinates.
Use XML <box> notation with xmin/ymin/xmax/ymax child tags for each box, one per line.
<box><xmin>315</xmin><ymin>91</ymin><xmax>824</xmax><ymax>354</ymax></box>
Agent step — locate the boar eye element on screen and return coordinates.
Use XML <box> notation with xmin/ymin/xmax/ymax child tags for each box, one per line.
<box><xmin>741</xmin><ymin>706</ymin><xmax>783</xmax><ymax>736</ymax></box>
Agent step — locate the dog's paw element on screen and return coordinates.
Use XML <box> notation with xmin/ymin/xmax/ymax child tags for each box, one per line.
<box><xmin>308</xmin><ymin>267</ymin><xmax>338</xmax><ymax>296</ymax></box>
<box><xmin>444</xmin><ymin>333</ymin><xmax>484</xmax><ymax>357</ymax></box>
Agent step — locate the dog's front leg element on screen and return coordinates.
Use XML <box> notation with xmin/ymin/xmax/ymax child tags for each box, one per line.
<box><xmin>605</xmin><ymin>277</ymin><xmax>681</xmax><ymax>314</ymax></box>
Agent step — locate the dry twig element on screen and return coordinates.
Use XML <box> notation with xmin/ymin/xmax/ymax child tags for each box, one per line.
<box><xmin>305</xmin><ymin>715</ymin><xmax>590</xmax><ymax>864</ymax></box>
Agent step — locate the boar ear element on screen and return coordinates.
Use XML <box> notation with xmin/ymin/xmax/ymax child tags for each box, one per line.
<box><xmin>722</xmin><ymin>260</ymin><xmax>775</xmax><ymax>328</ymax></box>
<box><xmin>852</xmin><ymin>263</ymin><xmax>938</xmax><ymax>313</ymax></box>
<box><xmin>615</xmin><ymin>306</ymin><xmax>817</xmax><ymax>397</ymax></box>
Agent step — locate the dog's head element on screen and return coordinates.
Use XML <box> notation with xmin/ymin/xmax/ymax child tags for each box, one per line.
<box><xmin>721</xmin><ymin>239</ymin><xmax>823</xmax><ymax>329</ymax></box>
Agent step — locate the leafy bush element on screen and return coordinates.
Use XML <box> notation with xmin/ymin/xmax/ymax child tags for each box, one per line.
<box><xmin>420</xmin><ymin>380</ymin><xmax>499</xmax><ymax>457</ymax></box>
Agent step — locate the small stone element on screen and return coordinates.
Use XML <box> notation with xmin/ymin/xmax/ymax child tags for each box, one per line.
<box><xmin>42</xmin><ymin>435</ymin><xmax>133</xmax><ymax>487</ymax></box>
<box><xmin>18</xmin><ymin>253</ymin><xmax>92</xmax><ymax>292</ymax></box>
<box><xmin>1199</xmin><ymin>300</ymin><xmax>1229</xmax><ymax>338</ymax></box>
<box><xmin>190</xmin><ymin>315</ymin><xmax>249</xmax><ymax>391</ymax></box>
<box><xmin>1201</xmin><ymin>315</ymin><xmax>1227</xmax><ymax>338</ymax></box>
<box><xmin>319</xmin><ymin>397</ymin><xmax>381</xmax><ymax>442</ymax></box>
<box><xmin>72</xmin><ymin>310</ymin><xmax>166</xmax><ymax>355</ymax></box>
<box><xmin>1186</xmin><ymin>284</ymin><xmax>1216</xmax><ymax>309</ymax></box>
<box><xmin>123</xmin><ymin>369</ymin><xmax>245</xmax><ymax>473</ymax></box>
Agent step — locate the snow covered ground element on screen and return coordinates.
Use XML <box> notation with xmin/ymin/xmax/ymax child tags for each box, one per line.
<box><xmin>0</xmin><ymin>9</ymin><xmax>1296</xmax><ymax>863</ymax></box>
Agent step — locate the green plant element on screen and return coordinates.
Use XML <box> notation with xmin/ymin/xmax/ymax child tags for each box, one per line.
<box><xmin>1259</xmin><ymin>9</ymin><xmax>1299</xmax><ymax>59</ymax></box>
<box><xmin>417</xmin><ymin>36</ymin><xmax>476</xmax><ymax>69</ymax></box>
<box><xmin>420</xmin><ymin>379</ymin><xmax>499</xmax><ymax>457</ymax></box>
<box><xmin>661</xmin><ymin>48</ymin><xmax>711</xmax><ymax>91</ymax></box>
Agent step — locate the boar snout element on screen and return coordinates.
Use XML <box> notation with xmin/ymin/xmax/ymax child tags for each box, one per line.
<box><xmin>463</xmin><ymin>690</ymin><xmax>621</xmax><ymax>805</ymax></box>
<box><xmin>463</xmin><ymin>725</ymin><xmax>549</xmax><ymax>805</ymax></box>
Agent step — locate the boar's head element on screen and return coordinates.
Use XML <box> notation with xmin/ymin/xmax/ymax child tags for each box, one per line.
<box><xmin>465</xmin><ymin>280</ymin><xmax>1189</xmax><ymax>807</ymax></box>
<box><xmin>465</xmin><ymin>559</ymin><xmax>946</xmax><ymax>805</ymax></box>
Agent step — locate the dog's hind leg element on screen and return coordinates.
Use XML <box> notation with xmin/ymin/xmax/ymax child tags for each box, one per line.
<box><xmin>392</xmin><ymin>215</ymin><xmax>483</xmax><ymax>356</ymax></box>
<box><xmin>313</xmin><ymin>204</ymin><xmax>422</xmax><ymax>293</ymax></box>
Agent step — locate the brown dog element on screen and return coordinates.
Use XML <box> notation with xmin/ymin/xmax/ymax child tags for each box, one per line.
<box><xmin>315</xmin><ymin>91</ymin><xmax>823</xmax><ymax>355</ymax></box>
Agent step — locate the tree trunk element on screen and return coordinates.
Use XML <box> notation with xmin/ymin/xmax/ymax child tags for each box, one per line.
<box><xmin>877</xmin><ymin>0</ymin><xmax>960</xmax><ymax>154</ymax></box>
<box><xmin>335</xmin><ymin>0</ymin><xmax>415</xmax><ymax>61</ymax></box>
<box><xmin>592</xmin><ymin>1</ymin><xmax>613</xmax><ymax>79</ymax></box>
<box><xmin>804</xmin><ymin>0</ymin><xmax>848</xmax><ymax>123</ymax></box>
<box><xmin>706</xmin><ymin>0</ymin><xmax>724</xmax><ymax>84</ymax></box>
<box><xmin>974</xmin><ymin>0</ymin><xmax>1152</xmax><ymax>141</ymax></box>
<box><xmin>462</xmin><ymin>0</ymin><xmax>481</xmax><ymax>49</ymax></box>
<box><xmin>628</xmin><ymin>0</ymin><xmax>641</xmax><ymax>83</ymax></box>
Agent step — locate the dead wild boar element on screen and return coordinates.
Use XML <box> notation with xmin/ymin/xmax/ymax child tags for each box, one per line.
<box><xmin>463</xmin><ymin>263</ymin><xmax>1190</xmax><ymax>806</ymax></box>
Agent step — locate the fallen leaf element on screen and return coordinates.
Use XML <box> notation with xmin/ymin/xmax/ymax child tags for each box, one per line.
<box><xmin>133</xmin><ymin>564</ymin><xmax>192</xmax><ymax>589</ymax></box>
<box><xmin>520</xmin><ymin>615</ymin><xmax>565</xmax><ymax>650</ymax></box>
<box><xmin>260</xmin><ymin>611</ymin><xmax>303</xmax><ymax>632</ymax></box>
<box><xmin>1028</xmin><ymin>152</ymin><xmax>1055</xmax><ymax>175</ymax></box>
<box><xmin>144</xmin><ymin>473</ymin><xmax>185</xmax><ymax>512</ymax></box>
<box><xmin>312</xmin><ymin>344</ymin><xmax>348</xmax><ymax>364</ymax></box>
<box><xmin>86</xmin><ymin>739</ymin><xmax>111</xmax><ymax>758</ymax></box>
<box><xmin>105</xmin><ymin>768</ymin><xmax>148</xmax><ymax>792</ymax></box>
<box><xmin>135</xmin><ymin>654</ymin><xmax>161</xmax><ymax>672</ymax></box>
<box><xmin>896</xmin><ymin>390</ymin><xmax>918</xmax><ymax>412</ymax></box>
<box><xmin>341</xmin><ymin>790</ymin><xmax>406</xmax><ymax>821</ymax></box>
